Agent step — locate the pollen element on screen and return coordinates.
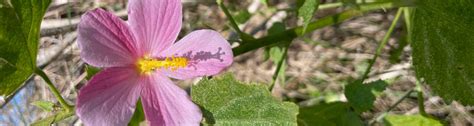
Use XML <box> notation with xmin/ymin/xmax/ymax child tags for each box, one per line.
<box><xmin>137</xmin><ymin>55</ymin><xmax>188</xmax><ymax>74</ymax></box>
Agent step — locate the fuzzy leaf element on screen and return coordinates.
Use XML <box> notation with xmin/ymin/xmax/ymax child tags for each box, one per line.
<box><xmin>384</xmin><ymin>114</ymin><xmax>443</xmax><ymax>126</ymax></box>
<box><xmin>31</xmin><ymin>110</ymin><xmax>74</xmax><ymax>126</ymax></box>
<box><xmin>192</xmin><ymin>74</ymin><xmax>299</xmax><ymax>126</ymax></box>
<box><xmin>298</xmin><ymin>102</ymin><xmax>363</xmax><ymax>126</ymax></box>
<box><xmin>234</xmin><ymin>10</ymin><xmax>251</xmax><ymax>24</ymax></box>
<box><xmin>411</xmin><ymin>0</ymin><xmax>474</xmax><ymax>105</ymax></box>
<box><xmin>298</xmin><ymin>0</ymin><xmax>319</xmax><ymax>34</ymax></box>
<box><xmin>32</xmin><ymin>101</ymin><xmax>55</xmax><ymax>112</ymax></box>
<box><xmin>344</xmin><ymin>80</ymin><xmax>388</xmax><ymax>113</ymax></box>
<box><xmin>0</xmin><ymin>0</ymin><xmax>51</xmax><ymax>97</ymax></box>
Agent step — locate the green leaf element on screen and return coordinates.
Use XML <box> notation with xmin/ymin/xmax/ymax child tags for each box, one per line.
<box><xmin>344</xmin><ymin>80</ymin><xmax>388</xmax><ymax>113</ymax></box>
<box><xmin>191</xmin><ymin>74</ymin><xmax>299</xmax><ymax>125</ymax></box>
<box><xmin>32</xmin><ymin>101</ymin><xmax>55</xmax><ymax>112</ymax></box>
<box><xmin>411</xmin><ymin>0</ymin><xmax>474</xmax><ymax>105</ymax></box>
<box><xmin>85</xmin><ymin>65</ymin><xmax>101</xmax><ymax>80</ymax></box>
<box><xmin>234</xmin><ymin>10</ymin><xmax>251</xmax><ymax>24</ymax></box>
<box><xmin>298</xmin><ymin>102</ymin><xmax>363</xmax><ymax>126</ymax></box>
<box><xmin>0</xmin><ymin>0</ymin><xmax>51</xmax><ymax>97</ymax></box>
<box><xmin>298</xmin><ymin>0</ymin><xmax>319</xmax><ymax>34</ymax></box>
<box><xmin>384</xmin><ymin>114</ymin><xmax>443</xmax><ymax>126</ymax></box>
<box><xmin>31</xmin><ymin>109</ymin><xmax>75</xmax><ymax>126</ymax></box>
<box><xmin>264</xmin><ymin>22</ymin><xmax>288</xmax><ymax>83</ymax></box>
<box><xmin>268</xmin><ymin>22</ymin><xmax>287</xmax><ymax>37</ymax></box>
<box><xmin>128</xmin><ymin>99</ymin><xmax>145</xmax><ymax>126</ymax></box>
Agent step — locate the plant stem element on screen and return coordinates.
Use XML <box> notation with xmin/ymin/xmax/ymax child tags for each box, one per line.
<box><xmin>217</xmin><ymin>0</ymin><xmax>245</xmax><ymax>37</ymax></box>
<box><xmin>278</xmin><ymin>1</ymin><xmax>408</xmax><ymax>13</ymax></box>
<box><xmin>361</xmin><ymin>8</ymin><xmax>403</xmax><ymax>80</ymax></box>
<box><xmin>233</xmin><ymin>1</ymin><xmax>410</xmax><ymax>56</ymax></box>
<box><xmin>35</xmin><ymin>68</ymin><xmax>73</xmax><ymax>112</ymax></box>
<box><xmin>269</xmin><ymin>45</ymin><xmax>289</xmax><ymax>91</ymax></box>
<box><xmin>417</xmin><ymin>91</ymin><xmax>427</xmax><ymax>116</ymax></box>
<box><xmin>318</xmin><ymin>2</ymin><xmax>344</xmax><ymax>10</ymax></box>
<box><xmin>275</xmin><ymin>3</ymin><xmax>342</xmax><ymax>12</ymax></box>
<box><xmin>233</xmin><ymin>9</ymin><xmax>359</xmax><ymax>56</ymax></box>
<box><xmin>403</xmin><ymin>7</ymin><xmax>413</xmax><ymax>40</ymax></box>
<box><xmin>415</xmin><ymin>80</ymin><xmax>428</xmax><ymax>116</ymax></box>
<box><xmin>371</xmin><ymin>88</ymin><xmax>415</xmax><ymax>125</ymax></box>
<box><xmin>387</xmin><ymin>88</ymin><xmax>414</xmax><ymax>112</ymax></box>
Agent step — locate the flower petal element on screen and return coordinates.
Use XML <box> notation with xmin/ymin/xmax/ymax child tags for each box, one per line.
<box><xmin>159</xmin><ymin>30</ymin><xmax>233</xmax><ymax>80</ymax></box>
<box><xmin>77</xmin><ymin>9</ymin><xmax>140</xmax><ymax>67</ymax></box>
<box><xmin>76</xmin><ymin>67</ymin><xmax>142</xmax><ymax>126</ymax></box>
<box><xmin>128</xmin><ymin>0</ymin><xmax>182</xmax><ymax>55</ymax></box>
<box><xmin>141</xmin><ymin>73</ymin><xmax>202</xmax><ymax>126</ymax></box>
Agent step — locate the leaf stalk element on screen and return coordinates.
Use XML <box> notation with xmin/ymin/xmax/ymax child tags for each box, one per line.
<box><xmin>35</xmin><ymin>68</ymin><xmax>73</xmax><ymax>112</ymax></box>
<box><xmin>361</xmin><ymin>8</ymin><xmax>403</xmax><ymax>80</ymax></box>
<box><xmin>269</xmin><ymin>44</ymin><xmax>289</xmax><ymax>91</ymax></box>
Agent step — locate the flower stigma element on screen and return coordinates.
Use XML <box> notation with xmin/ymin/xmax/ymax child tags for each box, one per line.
<box><xmin>137</xmin><ymin>55</ymin><xmax>188</xmax><ymax>74</ymax></box>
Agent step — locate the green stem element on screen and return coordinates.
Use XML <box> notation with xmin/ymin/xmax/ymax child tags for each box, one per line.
<box><xmin>387</xmin><ymin>89</ymin><xmax>414</xmax><ymax>112</ymax></box>
<box><xmin>234</xmin><ymin>9</ymin><xmax>359</xmax><ymax>56</ymax></box>
<box><xmin>233</xmin><ymin>1</ymin><xmax>409</xmax><ymax>56</ymax></box>
<box><xmin>361</xmin><ymin>8</ymin><xmax>403</xmax><ymax>80</ymax></box>
<box><xmin>417</xmin><ymin>91</ymin><xmax>427</xmax><ymax>116</ymax></box>
<box><xmin>403</xmin><ymin>7</ymin><xmax>414</xmax><ymax>44</ymax></box>
<box><xmin>371</xmin><ymin>88</ymin><xmax>414</xmax><ymax>125</ymax></box>
<box><xmin>415</xmin><ymin>80</ymin><xmax>428</xmax><ymax>116</ymax></box>
<box><xmin>35</xmin><ymin>68</ymin><xmax>73</xmax><ymax>112</ymax></box>
<box><xmin>275</xmin><ymin>3</ymin><xmax>342</xmax><ymax>12</ymax></box>
<box><xmin>217</xmin><ymin>0</ymin><xmax>245</xmax><ymax>37</ymax></box>
<box><xmin>269</xmin><ymin>44</ymin><xmax>289</xmax><ymax>91</ymax></box>
<box><xmin>280</xmin><ymin>1</ymin><xmax>405</xmax><ymax>12</ymax></box>
<box><xmin>318</xmin><ymin>2</ymin><xmax>344</xmax><ymax>10</ymax></box>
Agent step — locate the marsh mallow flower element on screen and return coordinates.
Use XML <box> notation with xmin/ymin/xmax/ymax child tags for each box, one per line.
<box><xmin>75</xmin><ymin>0</ymin><xmax>233</xmax><ymax>125</ymax></box>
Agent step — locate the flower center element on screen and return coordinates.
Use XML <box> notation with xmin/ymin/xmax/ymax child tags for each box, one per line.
<box><xmin>137</xmin><ymin>55</ymin><xmax>188</xmax><ymax>74</ymax></box>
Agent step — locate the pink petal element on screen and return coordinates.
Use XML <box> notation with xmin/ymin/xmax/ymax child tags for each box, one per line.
<box><xmin>141</xmin><ymin>73</ymin><xmax>202</xmax><ymax>126</ymax></box>
<box><xmin>77</xmin><ymin>9</ymin><xmax>140</xmax><ymax>67</ymax></box>
<box><xmin>128</xmin><ymin>0</ymin><xmax>182</xmax><ymax>56</ymax></box>
<box><xmin>158</xmin><ymin>30</ymin><xmax>233</xmax><ymax>80</ymax></box>
<box><xmin>76</xmin><ymin>67</ymin><xmax>142</xmax><ymax>126</ymax></box>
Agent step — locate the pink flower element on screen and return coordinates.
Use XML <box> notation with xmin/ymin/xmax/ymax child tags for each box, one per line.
<box><xmin>75</xmin><ymin>0</ymin><xmax>233</xmax><ymax>125</ymax></box>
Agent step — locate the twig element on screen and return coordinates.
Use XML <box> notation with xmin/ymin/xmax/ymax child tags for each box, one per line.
<box><xmin>216</xmin><ymin>0</ymin><xmax>244</xmax><ymax>37</ymax></box>
<box><xmin>38</xmin><ymin>32</ymin><xmax>78</xmax><ymax>67</ymax></box>
<box><xmin>40</xmin><ymin>9</ymin><xmax>127</xmax><ymax>36</ymax></box>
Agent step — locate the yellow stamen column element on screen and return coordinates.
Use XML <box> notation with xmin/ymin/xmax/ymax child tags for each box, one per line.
<box><xmin>137</xmin><ymin>56</ymin><xmax>189</xmax><ymax>74</ymax></box>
